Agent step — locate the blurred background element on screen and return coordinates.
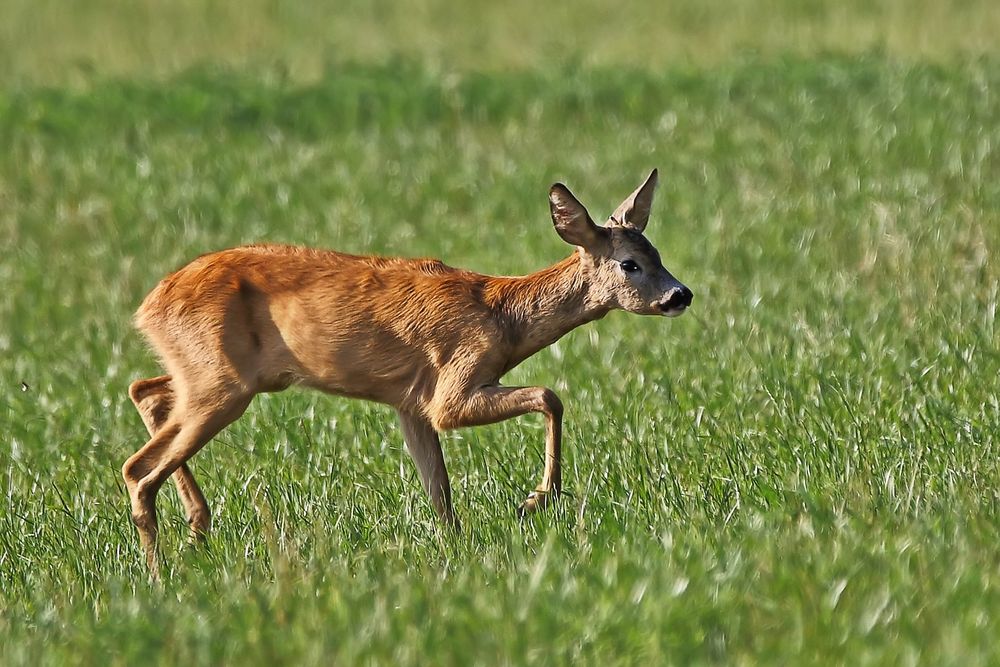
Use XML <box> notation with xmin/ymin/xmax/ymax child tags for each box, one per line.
<box><xmin>3</xmin><ymin>0</ymin><xmax>1000</xmax><ymax>85</ymax></box>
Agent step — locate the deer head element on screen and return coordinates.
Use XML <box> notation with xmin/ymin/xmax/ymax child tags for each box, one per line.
<box><xmin>549</xmin><ymin>169</ymin><xmax>693</xmax><ymax>317</ymax></box>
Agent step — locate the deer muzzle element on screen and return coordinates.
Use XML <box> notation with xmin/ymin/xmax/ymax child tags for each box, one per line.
<box><xmin>658</xmin><ymin>286</ymin><xmax>693</xmax><ymax>316</ymax></box>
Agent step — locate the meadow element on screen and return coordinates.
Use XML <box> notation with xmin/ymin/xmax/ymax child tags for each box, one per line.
<box><xmin>1</xmin><ymin>1</ymin><xmax>999</xmax><ymax>664</ymax></box>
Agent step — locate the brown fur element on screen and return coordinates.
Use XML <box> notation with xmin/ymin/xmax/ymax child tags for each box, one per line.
<box><xmin>122</xmin><ymin>171</ymin><xmax>692</xmax><ymax>577</ymax></box>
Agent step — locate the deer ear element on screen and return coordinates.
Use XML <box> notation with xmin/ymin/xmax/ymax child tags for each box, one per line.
<box><xmin>609</xmin><ymin>169</ymin><xmax>658</xmax><ymax>232</ymax></box>
<box><xmin>549</xmin><ymin>183</ymin><xmax>608</xmax><ymax>249</ymax></box>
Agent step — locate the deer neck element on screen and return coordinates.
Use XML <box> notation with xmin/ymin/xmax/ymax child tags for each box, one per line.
<box><xmin>490</xmin><ymin>251</ymin><xmax>610</xmax><ymax>367</ymax></box>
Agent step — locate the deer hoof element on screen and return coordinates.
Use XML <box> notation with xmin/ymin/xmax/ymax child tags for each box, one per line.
<box><xmin>517</xmin><ymin>489</ymin><xmax>556</xmax><ymax>518</ymax></box>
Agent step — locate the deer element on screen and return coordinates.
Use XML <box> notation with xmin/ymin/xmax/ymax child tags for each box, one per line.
<box><xmin>123</xmin><ymin>169</ymin><xmax>693</xmax><ymax>577</ymax></box>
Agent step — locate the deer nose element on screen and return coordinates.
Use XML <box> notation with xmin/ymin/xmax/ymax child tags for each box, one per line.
<box><xmin>659</xmin><ymin>286</ymin><xmax>693</xmax><ymax>312</ymax></box>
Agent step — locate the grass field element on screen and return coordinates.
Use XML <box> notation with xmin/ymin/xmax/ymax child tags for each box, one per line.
<box><xmin>2</xmin><ymin>2</ymin><xmax>999</xmax><ymax>665</ymax></box>
<box><xmin>4</xmin><ymin>0</ymin><xmax>1000</xmax><ymax>86</ymax></box>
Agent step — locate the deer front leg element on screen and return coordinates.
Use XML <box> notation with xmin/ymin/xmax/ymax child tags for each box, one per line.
<box><xmin>397</xmin><ymin>411</ymin><xmax>458</xmax><ymax>530</ymax></box>
<box><xmin>433</xmin><ymin>385</ymin><xmax>563</xmax><ymax>517</ymax></box>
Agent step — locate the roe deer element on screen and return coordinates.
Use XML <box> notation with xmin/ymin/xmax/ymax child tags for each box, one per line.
<box><xmin>124</xmin><ymin>169</ymin><xmax>692</xmax><ymax>577</ymax></box>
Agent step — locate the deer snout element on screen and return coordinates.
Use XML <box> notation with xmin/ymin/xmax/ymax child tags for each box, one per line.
<box><xmin>658</xmin><ymin>286</ymin><xmax>693</xmax><ymax>316</ymax></box>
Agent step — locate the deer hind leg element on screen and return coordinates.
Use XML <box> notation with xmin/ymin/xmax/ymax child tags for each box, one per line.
<box><xmin>129</xmin><ymin>376</ymin><xmax>212</xmax><ymax>541</ymax></box>
<box><xmin>432</xmin><ymin>384</ymin><xmax>563</xmax><ymax>518</ymax></box>
<box><xmin>397</xmin><ymin>411</ymin><xmax>458</xmax><ymax>530</ymax></box>
<box><xmin>122</xmin><ymin>380</ymin><xmax>251</xmax><ymax>578</ymax></box>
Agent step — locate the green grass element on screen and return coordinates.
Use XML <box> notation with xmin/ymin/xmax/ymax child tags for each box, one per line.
<box><xmin>1</xmin><ymin>9</ymin><xmax>999</xmax><ymax>665</ymax></box>
<box><xmin>3</xmin><ymin>0</ymin><xmax>1000</xmax><ymax>85</ymax></box>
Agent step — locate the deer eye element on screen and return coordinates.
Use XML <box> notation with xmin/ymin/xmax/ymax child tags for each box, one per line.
<box><xmin>620</xmin><ymin>259</ymin><xmax>640</xmax><ymax>273</ymax></box>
